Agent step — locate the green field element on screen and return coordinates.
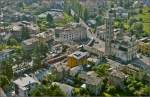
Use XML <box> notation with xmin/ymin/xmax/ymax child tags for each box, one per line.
<box><xmin>134</xmin><ymin>6</ymin><xmax>150</xmax><ymax>35</ymax></box>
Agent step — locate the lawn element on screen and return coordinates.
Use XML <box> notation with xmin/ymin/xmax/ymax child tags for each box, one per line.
<box><xmin>134</xmin><ymin>6</ymin><xmax>150</xmax><ymax>35</ymax></box>
<box><xmin>55</xmin><ymin>12</ymin><xmax>74</xmax><ymax>27</ymax></box>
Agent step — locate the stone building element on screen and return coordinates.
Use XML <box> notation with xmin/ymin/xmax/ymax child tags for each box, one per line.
<box><xmin>111</xmin><ymin>35</ymin><xmax>138</xmax><ymax>63</ymax></box>
<box><xmin>79</xmin><ymin>0</ymin><xmax>107</xmax><ymax>15</ymax></box>
<box><xmin>55</xmin><ymin>23</ymin><xmax>87</xmax><ymax>42</ymax></box>
<box><xmin>104</xmin><ymin>10</ymin><xmax>138</xmax><ymax>63</ymax></box>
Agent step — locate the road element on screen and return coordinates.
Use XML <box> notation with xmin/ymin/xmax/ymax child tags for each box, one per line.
<box><xmin>79</xmin><ymin>18</ymin><xmax>96</xmax><ymax>40</ymax></box>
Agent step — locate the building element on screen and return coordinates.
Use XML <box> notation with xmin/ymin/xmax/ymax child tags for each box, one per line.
<box><xmin>35</xmin><ymin>30</ymin><xmax>54</xmax><ymax>42</ymax></box>
<box><xmin>105</xmin><ymin>10</ymin><xmax>114</xmax><ymax>57</ymax></box>
<box><xmin>111</xmin><ymin>7</ymin><xmax>128</xmax><ymax>19</ymax></box>
<box><xmin>21</xmin><ymin>38</ymin><xmax>39</xmax><ymax>51</ymax></box>
<box><xmin>87</xmin><ymin>57</ymin><xmax>101</xmax><ymax>65</ymax></box>
<box><xmin>67</xmin><ymin>51</ymin><xmax>89</xmax><ymax>68</ymax></box>
<box><xmin>55</xmin><ymin>23</ymin><xmax>87</xmax><ymax>42</ymax></box>
<box><xmin>104</xmin><ymin>10</ymin><xmax>138</xmax><ymax>63</ymax></box>
<box><xmin>13</xmin><ymin>75</ymin><xmax>39</xmax><ymax>97</ymax></box>
<box><xmin>111</xmin><ymin>35</ymin><xmax>138</xmax><ymax>63</ymax></box>
<box><xmin>0</xmin><ymin>49</ymin><xmax>13</xmax><ymax>62</ymax></box>
<box><xmin>33</xmin><ymin>68</ymin><xmax>51</xmax><ymax>81</ymax></box>
<box><xmin>49</xmin><ymin>0</ymin><xmax>64</xmax><ymax>9</ymax></box>
<box><xmin>138</xmin><ymin>38</ymin><xmax>150</xmax><ymax>56</ymax></box>
<box><xmin>52</xmin><ymin>82</ymin><xmax>74</xmax><ymax>97</ymax></box>
<box><xmin>38</xmin><ymin>10</ymin><xmax>64</xmax><ymax>21</ymax></box>
<box><xmin>0</xmin><ymin>31</ymin><xmax>11</xmax><ymax>44</ymax></box>
<box><xmin>78</xmin><ymin>71</ymin><xmax>103</xmax><ymax>95</ymax></box>
<box><xmin>79</xmin><ymin>0</ymin><xmax>107</xmax><ymax>15</ymax></box>
<box><xmin>11</xmin><ymin>21</ymin><xmax>38</xmax><ymax>39</ymax></box>
<box><xmin>51</xmin><ymin>44</ymin><xmax>63</xmax><ymax>54</ymax></box>
<box><xmin>51</xmin><ymin>62</ymin><xmax>69</xmax><ymax>81</ymax></box>
<box><xmin>0</xmin><ymin>87</ymin><xmax>7</xmax><ymax>97</ymax></box>
<box><xmin>96</xmin><ymin>25</ymin><xmax>106</xmax><ymax>41</ymax></box>
<box><xmin>69</xmin><ymin>65</ymin><xmax>83</xmax><ymax>77</ymax></box>
<box><xmin>109</xmin><ymin>69</ymin><xmax>127</xmax><ymax>90</ymax></box>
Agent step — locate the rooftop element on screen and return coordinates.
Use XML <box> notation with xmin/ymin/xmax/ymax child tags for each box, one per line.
<box><xmin>69</xmin><ymin>51</ymin><xmax>88</xmax><ymax>60</ymax></box>
<box><xmin>110</xmin><ymin>70</ymin><xmax>127</xmax><ymax>79</ymax></box>
<box><xmin>52</xmin><ymin>82</ymin><xmax>74</xmax><ymax>95</ymax></box>
<box><xmin>13</xmin><ymin>75</ymin><xmax>38</xmax><ymax>87</ymax></box>
<box><xmin>78</xmin><ymin>71</ymin><xmax>103</xmax><ymax>85</ymax></box>
<box><xmin>22</xmin><ymin>38</ymin><xmax>38</xmax><ymax>46</ymax></box>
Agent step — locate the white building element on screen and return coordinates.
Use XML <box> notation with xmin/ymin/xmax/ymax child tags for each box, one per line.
<box><xmin>21</xmin><ymin>38</ymin><xmax>39</xmax><ymax>51</ymax></box>
<box><xmin>55</xmin><ymin>23</ymin><xmax>87</xmax><ymax>42</ymax></box>
<box><xmin>111</xmin><ymin>35</ymin><xmax>138</xmax><ymax>63</ymax></box>
<box><xmin>96</xmin><ymin>25</ymin><xmax>106</xmax><ymax>41</ymax></box>
<box><xmin>52</xmin><ymin>82</ymin><xmax>74</xmax><ymax>97</ymax></box>
<box><xmin>104</xmin><ymin>11</ymin><xmax>138</xmax><ymax>63</ymax></box>
<box><xmin>13</xmin><ymin>75</ymin><xmax>39</xmax><ymax>97</ymax></box>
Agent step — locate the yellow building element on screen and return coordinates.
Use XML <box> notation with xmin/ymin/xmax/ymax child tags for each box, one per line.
<box><xmin>67</xmin><ymin>51</ymin><xmax>88</xmax><ymax>68</ymax></box>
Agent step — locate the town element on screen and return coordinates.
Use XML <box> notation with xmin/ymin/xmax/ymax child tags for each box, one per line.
<box><xmin>0</xmin><ymin>0</ymin><xmax>150</xmax><ymax>97</ymax></box>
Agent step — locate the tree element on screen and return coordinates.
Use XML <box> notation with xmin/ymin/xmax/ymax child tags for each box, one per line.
<box><xmin>0</xmin><ymin>60</ymin><xmax>13</xmax><ymax>80</ymax></box>
<box><xmin>31</xmin><ymin>40</ymin><xmax>49</xmax><ymax>71</ymax></box>
<box><xmin>95</xmin><ymin>64</ymin><xmax>110</xmax><ymax>76</ymax></box>
<box><xmin>32</xmin><ymin>47</ymin><xmax>43</xmax><ymax>71</ymax></box>
<box><xmin>83</xmin><ymin>8</ymin><xmax>88</xmax><ymax>21</ymax></box>
<box><xmin>31</xmin><ymin>84</ymin><xmax>65</xmax><ymax>96</ymax></box>
<box><xmin>128</xmin><ymin>17</ymin><xmax>137</xmax><ymax>26</ymax></box>
<box><xmin>47</xmin><ymin>14</ymin><xmax>55</xmax><ymax>27</ymax></box>
<box><xmin>21</xmin><ymin>26</ymin><xmax>30</xmax><ymax>40</ymax></box>
<box><xmin>7</xmin><ymin>37</ymin><xmax>18</xmax><ymax>46</ymax></box>
<box><xmin>47</xmin><ymin>14</ymin><xmax>53</xmax><ymax>23</ymax></box>
<box><xmin>95</xmin><ymin>15</ymin><xmax>103</xmax><ymax>26</ymax></box>
<box><xmin>139</xmin><ymin>8</ymin><xmax>143</xmax><ymax>14</ymax></box>
<box><xmin>74</xmin><ymin>15</ymin><xmax>80</xmax><ymax>22</ymax></box>
<box><xmin>131</xmin><ymin>22</ymin><xmax>144</xmax><ymax>37</ymax></box>
<box><xmin>0</xmin><ymin>75</ymin><xmax>10</xmax><ymax>89</ymax></box>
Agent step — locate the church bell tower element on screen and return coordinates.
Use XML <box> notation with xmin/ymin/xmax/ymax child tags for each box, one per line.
<box><xmin>105</xmin><ymin>10</ymin><xmax>114</xmax><ymax>57</ymax></box>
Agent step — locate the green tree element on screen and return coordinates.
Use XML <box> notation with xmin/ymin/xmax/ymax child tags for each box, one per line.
<box><xmin>95</xmin><ymin>64</ymin><xmax>110</xmax><ymax>76</ymax></box>
<box><xmin>95</xmin><ymin>15</ymin><xmax>103</xmax><ymax>26</ymax></box>
<box><xmin>83</xmin><ymin>8</ymin><xmax>89</xmax><ymax>21</ymax></box>
<box><xmin>131</xmin><ymin>22</ymin><xmax>144</xmax><ymax>37</ymax></box>
<box><xmin>0</xmin><ymin>60</ymin><xmax>13</xmax><ymax>80</ymax></box>
<box><xmin>47</xmin><ymin>13</ymin><xmax>55</xmax><ymax>27</ymax></box>
<box><xmin>21</xmin><ymin>26</ymin><xmax>30</xmax><ymax>40</ymax></box>
<box><xmin>0</xmin><ymin>75</ymin><xmax>10</xmax><ymax>89</ymax></box>
<box><xmin>128</xmin><ymin>17</ymin><xmax>137</xmax><ymax>26</ymax></box>
<box><xmin>47</xmin><ymin>14</ymin><xmax>53</xmax><ymax>23</ymax></box>
<box><xmin>7</xmin><ymin>37</ymin><xmax>18</xmax><ymax>46</ymax></box>
<box><xmin>31</xmin><ymin>84</ymin><xmax>65</xmax><ymax>96</ymax></box>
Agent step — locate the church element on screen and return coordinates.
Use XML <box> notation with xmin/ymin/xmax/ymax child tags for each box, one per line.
<box><xmin>99</xmin><ymin>10</ymin><xmax>138</xmax><ymax>63</ymax></box>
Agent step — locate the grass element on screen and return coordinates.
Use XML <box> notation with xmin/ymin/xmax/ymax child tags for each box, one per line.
<box><xmin>0</xmin><ymin>44</ymin><xmax>21</xmax><ymax>51</ymax></box>
<box><xmin>134</xmin><ymin>6</ymin><xmax>150</xmax><ymax>35</ymax></box>
<box><xmin>55</xmin><ymin>12</ymin><xmax>74</xmax><ymax>27</ymax></box>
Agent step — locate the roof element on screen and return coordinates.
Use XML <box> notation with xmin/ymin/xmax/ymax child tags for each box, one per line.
<box><xmin>87</xmin><ymin>58</ymin><xmax>99</xmax><ymax>63</ymax></box>
<box><xmin>68</xmin><ymin>51</ymin><xmax>88</xmax><ymax>60</ymax></box>
<box><xmin>35</xmin><ymin>31</ymin><xmax>53</xmax><ymax>39</ymax></box>
<box><xmin>110</xmin><ymin>70</ymin><xmax>126</xmax><ymax>79</ymax></box>
<box><xmin>0</xmin><ymin>49</ymin><xmax>13</xmax><ymax>54</ymax></box>
<box><xmin>0</xmin><ymin>88</ymin><xmax>7</xmax><ymax>97</ymax></box>
<box><xmin>78</xmin><ymin>71</ymin><xmax>103</xmax><ymax>85</ymax></box>
<box><xmin>22</xmin><ymin>38</ymin><xmax>38</xmax><ymax>46</ymax></box>
<box><xmin>70</xmin><ymin>65</ymin><xmax>83</xmax><ymax>76</ymax></box>
<box><xmin>52</xmin><ymin>82</ymin><xmax>74</xmax><ymax>95</ymax></box>
<box><xmin>13</xmin><ymin>75</ymin><xmax>38</xmax><ymax>87</ymax></box>
<box><xmin>55</xmin><ymin>23</ymin><xmax>86</xmax><ymax>33</ymax></box>
<box><xmin>38</xmin><ymin>11</ymin><xmax>63</xmax><ymax>19</ymax></box>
